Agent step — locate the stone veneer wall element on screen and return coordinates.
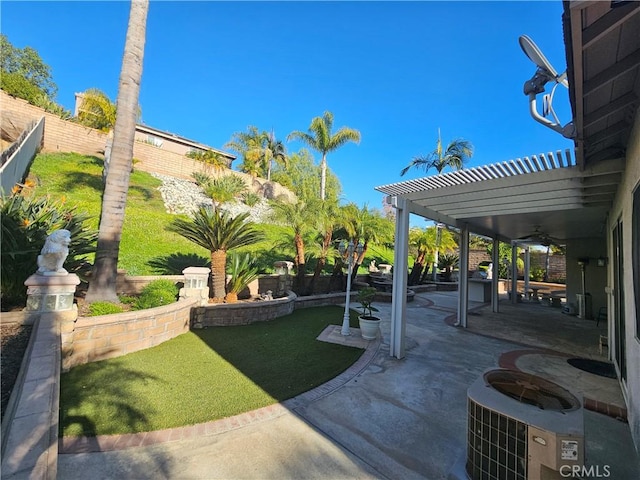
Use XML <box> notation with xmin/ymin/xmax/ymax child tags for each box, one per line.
<box><xmin>62</xmin><ymin>297</ymin><xmax>198</xmax><ymax>369</ymax></box>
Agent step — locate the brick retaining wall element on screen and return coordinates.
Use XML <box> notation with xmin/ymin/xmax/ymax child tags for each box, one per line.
<box><xmin>63</xmin><ymin>297</ymin><xmax>198</xmax><ymax>369</ymax></box>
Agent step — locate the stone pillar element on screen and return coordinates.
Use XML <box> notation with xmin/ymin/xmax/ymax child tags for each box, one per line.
<box><xmin>24</xmin><ymin>273</ymin><xmax>80</xmax><ymax>371</ymax></box>
<box><xmin>24</xmin><ymin>273</ymin><xmax>81</xmax><ymax>312</ymax></box>
<box><xmin>274</xmin><ymin>261</ymin><xmax>293</xmax><ymax>297</ymax></box>
<box><xmin>179</xmin><ymin>267</ymin><xmax>210</xmax><ymax>306</ymax></box>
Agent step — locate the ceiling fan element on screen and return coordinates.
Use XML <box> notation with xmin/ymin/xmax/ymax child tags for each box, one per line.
<box><xmin>516</xmin><ymin>226</ymin><xmax>563</xmax><ymax>247</ymax></box>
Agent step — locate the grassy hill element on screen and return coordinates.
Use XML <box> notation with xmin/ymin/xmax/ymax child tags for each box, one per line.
<box><xmin>27</xmin><ymin>152</ymin><xmax>395</xmax><ymax>276</ymax></box>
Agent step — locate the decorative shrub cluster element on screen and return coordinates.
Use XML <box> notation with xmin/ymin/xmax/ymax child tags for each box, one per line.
<box><xmin>134</xmin><ymin>279</ymin><xmax>179</xmax><ymax>310</ymax></box>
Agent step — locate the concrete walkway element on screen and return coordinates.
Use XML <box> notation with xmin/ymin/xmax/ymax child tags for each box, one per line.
<box><xmin>57</xmin><ymin>292</ymin><xmax>639</xmax><ymax>479</ymax></box>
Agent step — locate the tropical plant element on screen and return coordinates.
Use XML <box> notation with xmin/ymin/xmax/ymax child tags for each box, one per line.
<box><xmin>264</xmin><ymin>130</ymin><xmax>287</xmax><ymax>181</ymax></box>
<box><xmin>271</xmin><ymin>149</ymin><xmax>341</xmax><ymax>203</ymax></box>
<box><xmin>407</xmin><ymin>227</ymin><xmax>435</xmax><ymax>285</ymax></box>
<box><xmin>400</xmin><ymin>129</ymin><xmax>473</xmax><ymax>176</ymax></box>
<box><xmin>204</xmin><ymin>174</ymin><xmax>247</xmax><ymax>205</ymax></box>
<box><xmin>75</xmin><ymin>88</ymin><xmax>117</xmax><ymax>132</ymax></box>
<box><xmin>438</xmin><ymin>253</ymin><xmax>459</xmax><ymax>281</ymax></box>
<box><xmin>287</xmin><ymin>111</ymin><xmax>360</xmax><ymax>201</ymax></box>
<box><xmin>241</xmin><ymin>191</ymin><xmax>261</xmax><ymax>207</ymax></box>
<box><xmin>339</xmin><ymin>203</ymin><xmax>393</xmax><ymax>278</ymax></box>
<box><xmin>0</xmin><ymin>34</ymin><xmax>57</xmax><ymax>101</ymax></box>
<box><xmin>225</xmin><ymin>126</ymin><xmax>266</xmax><ymax>177</ymax></box>
<box><xmin>186</xmin><ymin>149</ymin><xmax>228</xmax><ymax>172</ymax></box>
<box><xmin>191</xmin><ymin>171</ymin><xmax>212</xmax><ymax>188</ymax></box>
<box><xmin>225</xmin><ymin>253</ymin><xmax>261</xmax><ymax>303</ymax></box>
<box><xmin>356</xmin><ymin>286</ymin><xmax>379</xmax><ymax>319</ymax></box>
<box><xmin>167</xmin><ymin>206</ymin><xmax>264</xmax><ymax>302</ymax></box>
<box><xmin>269</xmin><ymin>198</ymin><xmax>316</xmax><ymax>292</ymax></box>
<box><xmin>307</xmin><ymin>199</ymin><xmax>340</xmax><ymax>294</ymax></box>
<box><xmin>1</xmin><ymin>184</ymin><xmax>97</xmax><ymax>307</ymax></box>
<box><xmin>86</xmin><ymin>0</ymin><xmax>149</xmax><ymax>303</ymax></box>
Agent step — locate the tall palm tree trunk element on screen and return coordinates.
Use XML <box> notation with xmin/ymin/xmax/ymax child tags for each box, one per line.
<box><xmin>320</xmin><ymin>154</ymin><xmax>327</xmax><ymax>201</ymax></box>
<box><xmin>210</xmin><ymin>249</ymin><xmax>227</xmax><ymax>302</ymax></box>
<box><xmin>294</xmin><ymin>233</ymin><xmax>306</xmax><ymax>292</ymax></box>
<box><xmin>86</xmin><ymin>0</ymin><xmax>148</xmax><ymax>302</ymax></box>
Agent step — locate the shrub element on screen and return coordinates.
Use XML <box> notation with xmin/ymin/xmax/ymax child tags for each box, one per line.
<box><xmin>89</xmin><ymin>302</ymin><xmax>124</xmax><ymax>316</ymax></box>
<box><xmin>241</xmin><ymin>192</ymin><xmax>262</xmax><ymax>207</ymax></box>
<box><xmin>530</xmin><ymin>267</ymin><xmax>545</xmax><ymax>282</ymax></box>
<box><xmin>134</xmin><ymin>279</ymin><xmax>178</xmax><ymax>310</ymax></box>
<box><xmin>191</xmin><ymin>171</ymin><xmax>211</xmax><ymax>188</ymax></box>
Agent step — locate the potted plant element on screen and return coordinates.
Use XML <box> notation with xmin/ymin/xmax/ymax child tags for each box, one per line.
<box><xmin>356</xmin><ymin>286</ymin><xmax>381</xmax><ymax>340</ymax></box>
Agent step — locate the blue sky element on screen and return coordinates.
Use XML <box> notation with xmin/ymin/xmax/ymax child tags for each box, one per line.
<box><xmin>2</xmin><ymin>1</ymin><xmax>573</xmax><ymax>212</ymax></box>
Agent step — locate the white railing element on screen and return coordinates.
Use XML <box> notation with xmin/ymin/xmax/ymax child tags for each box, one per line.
<box><xmin>0</xmin><ymin>116</ymin><xmax>45</xmax><ymax>195</ymax></box>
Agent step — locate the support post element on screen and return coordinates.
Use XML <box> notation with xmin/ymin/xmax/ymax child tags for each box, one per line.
<box><xmin>390</xmin><ymin>197</ymin><xmax>409</xmax><ymax>359</ymax></box>
<box><xmin>456</xmin><ymin>223</ymin><xmax>470</xmax><ymax>328</ymax></box>
<box><xmin>491</xmin><ymin>237</ymin><xmax>500</xmax><ymax>313</ymax></box>
<box><xmin>511</xmin><ymin>242</ymin><xmax>518</xmax><ymax>304</ymax></box>
<box><xmin>524</xmin><ymin>246</ymin><xmax>530</xmax><ymax>299</ymax></box>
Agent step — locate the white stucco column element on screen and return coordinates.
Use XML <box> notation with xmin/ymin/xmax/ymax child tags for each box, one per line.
<box><xmin>390</xmin><ymin>196</ymin><xmax>409</xmax><ymax>359</ymax></box>
<box><xmin>511</xmin><ymin>242</ymin><xmax>519</xmax><ymax>304</ymax></box>
<box><xmin>456</xmin><ymin>223</ymin><xmax>470</xmax><ymax>328</ymax></box>
<box><xmin>491</xmin><ymin>237</ymin><xmax>500</xmax><ymax>312</ymax></box>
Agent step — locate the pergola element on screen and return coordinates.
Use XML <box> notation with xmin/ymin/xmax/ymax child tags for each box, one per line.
<box><xmin>375</xmin><ymin>149</ymin><xmax>623</xmax><ymax>359</ymax></box>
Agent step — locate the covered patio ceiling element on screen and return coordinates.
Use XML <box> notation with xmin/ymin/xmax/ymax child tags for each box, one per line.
<box><xmin>375</xmin><ymin>149</ymin><xmax>623</xmax><ymax>245</ymax></box>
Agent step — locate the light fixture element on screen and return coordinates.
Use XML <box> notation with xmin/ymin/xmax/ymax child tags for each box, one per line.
<box><xmin>338</xmin><ymin>240</ymin><xmax>364</xmax><ymax>336</ymax></box>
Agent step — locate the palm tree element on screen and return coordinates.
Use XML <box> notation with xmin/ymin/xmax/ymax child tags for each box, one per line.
<box><xmin>307</xmin><ymin>199</ymin><xmax>339</xmax><ymax>294</ymax></box>
<box><xmin>400</xmin><ymin>129</ymin><xmax>473</xmax><ymax>176</ymax></box>
<box><xmin>168</xmin><ymin>206</ymin><xmax>264</xmax><ymax>302</ymax></box>
<box><xmin>186</xmin><ymin>149</ymin><xmax>228</xmax><ymax>173</ymax></box>
<box><xmin>264</xmin><ymin>130</ymin><xmax>287</xmax><ymax>181</ymax></box>
<box><xmin>287</xmin><ymin>111</ymin><xmax>360</xmax><ymax>201</ymax></box>
<box><xmin>270</xmin><ymin>199</ymin><xmax>315</xmax><ymax>292</ymax></box>
<box><xmin>76</xmin><ymin>88</ymin><xmax>117</xmax><ymax>132</ymax></box>
<box><xmin>340</xmin><ymin>203</ymin><xmax>393</xmax><ymax>279</ymax></box>
<box><xmin>408</xmin><ymin>227</ymin><xmax>435</xmax><ymax>286</ymax></box>
<box><xmin>225</xmin><ymin>126</ymin><xmax>267</xmax><ymax>177</ymax></box>
<box><xmin>86</xmin><ymin>0</ymin><xmax>149</xmax><ymax>303</ymax></box>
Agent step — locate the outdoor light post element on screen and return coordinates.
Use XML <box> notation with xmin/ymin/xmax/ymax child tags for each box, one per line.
<box><xmin>339</xmin><ymin>240</ymin><xmax>364</xmax><ymax>336</ymax></box>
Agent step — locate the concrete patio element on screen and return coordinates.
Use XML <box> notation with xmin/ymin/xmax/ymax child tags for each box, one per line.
<box><xmin>57</xmin><ymin>291</ymin><xmax>639</xmax><ymax>479</ymax></box>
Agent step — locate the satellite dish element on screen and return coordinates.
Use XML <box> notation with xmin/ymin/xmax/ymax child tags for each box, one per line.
<box><xmin>519</xmin><ymin>35</ymin><xmax>568</xmax><ymax>87</ymax></box>
<box><xmin>519</xmin><ymin>34</ymin><xmax>574</xmax><ymax>139</ymax></box>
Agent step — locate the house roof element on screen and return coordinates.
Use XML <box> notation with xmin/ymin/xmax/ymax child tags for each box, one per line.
<box><xmin>564</xmin><ymin>1</ymin><xmax>640</xmax><ymax>169</ymax></box>
<box><xmin>375</xmin><ymin>1</ymin><xmax>637</xmax><ymax>245</ymax></box>
<box><xmin>135</xmin><ymin>124</ymin><xmax>236</xmax><ymax>160</ymax></box>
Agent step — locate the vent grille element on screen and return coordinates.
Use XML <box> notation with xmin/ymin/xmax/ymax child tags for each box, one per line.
<box><xmin>484</xmin><ymin>369</ymin><xmax>581</xmax><ymax>411</ymax></box>
<box><xmin>467</xmin><ymin>398</ymin><xmax>528</xmax><ymax>480</ymax></box>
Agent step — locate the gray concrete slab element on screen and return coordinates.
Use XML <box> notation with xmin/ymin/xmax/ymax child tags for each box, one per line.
<box><xmin>57</xmin><ymin>292</ymin><xmax>639</xmax><ymax>480</ymax></box>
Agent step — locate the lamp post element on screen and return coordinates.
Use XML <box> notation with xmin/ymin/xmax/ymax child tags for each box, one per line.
<box><xmin>339</xmin><ymin>240</ymin><xmax>364</xmax><ymax>336</ymax></box>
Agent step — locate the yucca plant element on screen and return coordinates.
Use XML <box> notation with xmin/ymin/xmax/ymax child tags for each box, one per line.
<box><xmin>191</xmin><ymin>171</ymin><xmax>212</xmax><ymax>188</ymax></box>
<box><xmin>225</xmin><ymin>253</ymin><xmax>261</xmax><ymax>303</ymax></box>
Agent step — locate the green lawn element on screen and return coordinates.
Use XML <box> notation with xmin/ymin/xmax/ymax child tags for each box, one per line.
<box><xmin>59</xmin><ymin>306</ymin><xmax>364</xmax><ymax>436</ymax></box>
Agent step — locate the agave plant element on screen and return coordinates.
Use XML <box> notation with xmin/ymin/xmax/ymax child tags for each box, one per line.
<box><xmin>225</xmin><ymin>253</ymin><xmax>261</xmax><ymax>303</ymax></box>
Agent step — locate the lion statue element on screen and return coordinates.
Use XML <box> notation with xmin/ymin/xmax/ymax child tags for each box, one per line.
<box><xmin>37</xmin><ymin>229</ymin><xmax>71</xmax><ymax>275</ymax></box>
